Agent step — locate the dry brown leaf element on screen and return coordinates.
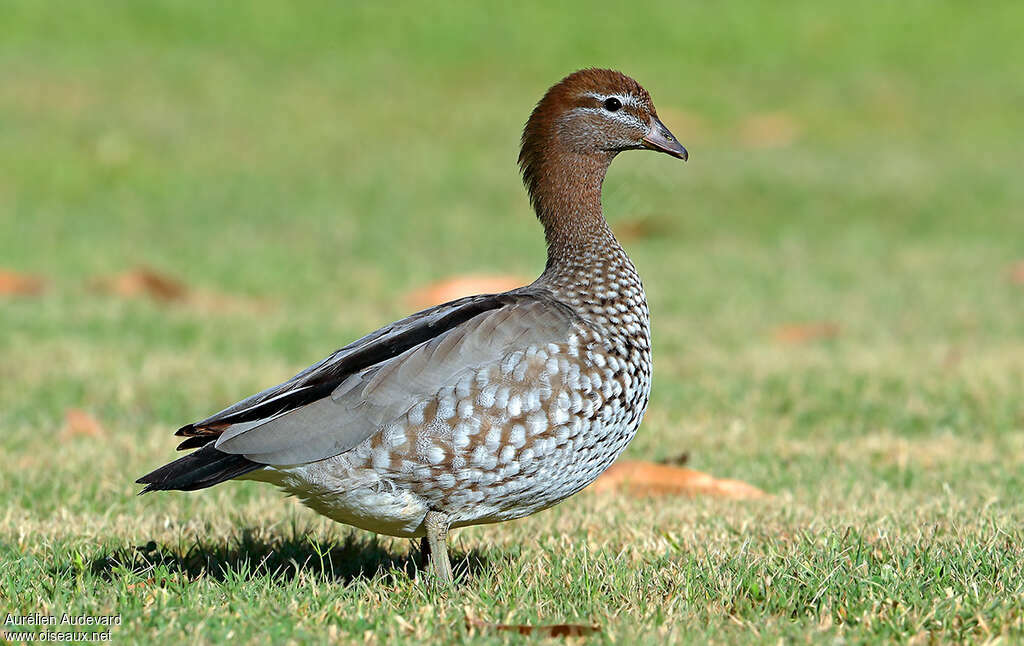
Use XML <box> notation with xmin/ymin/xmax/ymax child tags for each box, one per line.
<box><xmin>466</xmin><ymin>616</ymin><xmax>600</xmax><ymax>638</ymax></box>
<box><xmin>62</xmin><ymin>409</ymin><xmax>105</xmax><ymax>438</ymax></box>
<box><xmin>658</xmin><ymin>452</ymin><xmax>690</xmax><ymax>466</ymax></box>
<box><xmin>91</xmin><ymin>266</ymin><xmax>270</xmax><ymax>314</ymax></box>
<box><xmin>406</xmin><ymin>274</ymin><xmax>527</xmax><ymax>309</ymax></box>
<box><xmin>614</xmin><ymin>215</ymin><xmax>672</xmax><ymax>242</ymax></box>
<box><xmin>94</xmin><ymin>267</ymin><xmax>189</xmax><ymax>302</ymax></box>
<box><xmin>1009</xmin><ymin>261</ymin><xmax>1024</xmax><ymax>285</ymax></box>
<box><xmin>591</xmin><ymin>460</ymin><xmax>765</xmax><ymax>499</ymax></box>
<box><xmin>773</xmin><ymin>322</ymin><xmax>840</xmax><ymax>344</ymax></box>
<box><xmin>0</xmin><ymin>269</ymin><xmax>46</xmax><ymax>296</ymax></box>
<box><xmin>738</xmin><ymin>112</ymin><xmax>801</xmax><ymax>149</ymax></box>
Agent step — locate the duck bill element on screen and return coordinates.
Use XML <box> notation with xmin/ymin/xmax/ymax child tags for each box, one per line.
<box><xmin>642</xmin><ymin>116</ymin><xmax>688</xmax><ymax>161</ymax></box>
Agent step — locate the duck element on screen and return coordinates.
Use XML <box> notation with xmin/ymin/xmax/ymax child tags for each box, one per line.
<box><xmin>138</xmin><ymin>68</ymin><xmax>687</xmax><ymax>583</ymax></box>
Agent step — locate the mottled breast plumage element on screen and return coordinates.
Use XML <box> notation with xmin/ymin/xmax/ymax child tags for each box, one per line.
<box><xmin>261</xmin><ymin>242</ymin><xmax>651</xmax><ymax>537</ymax></box>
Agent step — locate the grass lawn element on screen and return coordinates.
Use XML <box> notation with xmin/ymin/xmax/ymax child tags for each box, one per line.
<box><xmin>2</xmin><ymin>1</ymin><xmax>1023</xmax><ymax>643</ymax></box>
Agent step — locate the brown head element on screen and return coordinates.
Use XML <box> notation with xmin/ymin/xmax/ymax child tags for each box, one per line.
<box><xmin>518</xmin><ymin>69</ymin><xmax>687</xmax><ymax>257</ymax></box>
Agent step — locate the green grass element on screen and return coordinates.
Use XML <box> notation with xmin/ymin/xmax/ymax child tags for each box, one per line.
<box><xmin>2</xmin><ymin>0</ymin><xmax>1023</xmax><ymax>643</ymax></box>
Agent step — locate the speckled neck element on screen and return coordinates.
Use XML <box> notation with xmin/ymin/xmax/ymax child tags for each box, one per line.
<box><xmin>517</xmin><ymin>147</ymin><xmax>646</xmax><ymax>351</ymax></box>
<box><xmin>522</xmin><ymin>147</ymin><xmax>621</xmax><ymax>268</ymax></box>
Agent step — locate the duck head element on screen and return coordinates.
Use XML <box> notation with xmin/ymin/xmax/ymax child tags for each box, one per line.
<box><xmin>521</xmin><ymin>69</ymin><xmax>687</xmax><ymax>167</ymax></box>
<box><xmin>518</xmin><ymin>69</ymin><xmax>688</xmax><ymax>252</ymax></box>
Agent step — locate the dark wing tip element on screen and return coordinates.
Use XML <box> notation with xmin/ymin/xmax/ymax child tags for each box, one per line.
<box><xmin>174</xmin><ymin>423</ymin><xmax>198</xmax><ymax>437</ymax></box>
<box><xmin>176</xmin><ymin>436</ymin><xmax>213</xmax><ymax>450</ymax></box>
<box><xmin>176</xmin><ymin>421</ymin><xmax>230</xmax><ymax>437</ymax></box>
<box><xmin>135</xmin><ymin>444</ymin><xmax>263</xmax><ymax>493</ymax></box>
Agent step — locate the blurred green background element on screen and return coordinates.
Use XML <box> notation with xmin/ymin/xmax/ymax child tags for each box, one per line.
<box><xmin>1</xmin><ymin>1</ymin><xmax>1022</xmax><ymax>642</ymax></box>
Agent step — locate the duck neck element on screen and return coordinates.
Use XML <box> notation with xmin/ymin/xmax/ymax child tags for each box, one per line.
<box><xmin>529</xmin><ymin>150</ymin><xmax>623</xmax><ymax>278</ymax></box>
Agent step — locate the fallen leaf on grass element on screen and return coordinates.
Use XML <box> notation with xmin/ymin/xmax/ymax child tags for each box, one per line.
<box><xmin>91</xmin><ymin>266</ymin><xmax>271</xmax><ymax>314</ymax></box>
<box><xmin>1009</xmin><ymin>261</ymin><xmax>1024</xmax><ymax>285</ymax></box>
<box><xmin>0</xmin><ymin>269</ymin><xmax>46</xmax><ymax>296</ymax></box>
<box><xmin>591</xmin><ymin>461</ymin><xmax>765</xmax><ymax>499</ymax></box>
<box><xmin>738</xmin><ymin>112</ymin><xmax>801</xmax><ymax>149</ymax></box>
<box><xmin>658</xmin><ymin>452</ymin><xmax>689</xmax><ymax>466</ymax></box>
<box><xmin>406</xmin><ymin>274</ymin><xmax>527</xmax><ymax>309</ymax></box>
<box><xmin>773</xmin><ymin>322</ymin><xmax>840</xmax><ymax>344</ymax></box>
<box><xmin>93</xmin><ymin>266</ymin><xmax>189</xmax><ymax>302</ymax></box>
<box><xmin>62</xmin><ymin>409</ymin><xmax>105</xmax><ymax>438</ymax></box>
<box><xmin>613</xmin><ymin>215</ymin><xmax>673</xmax><ymax>242</ymax></box>
<box><xmin>466</xmin><ymin>616</ymin><xmax>600</xmax><ymax>638</ymax></box>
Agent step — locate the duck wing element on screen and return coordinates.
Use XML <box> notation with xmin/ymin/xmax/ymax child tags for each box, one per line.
<box><xmin>176</xmin><ymin>292</ymin><xmax>516</xmax><ymax>446</ymax></box>
<box><xmin>138</xmin><ymin>289</ymin><xmax>580</xmax><ymax>491</ymax></box>
<box><xmin>212</xmin><ymin>291</ymin><xmax>578</xmax><ymax>464</ymax></box>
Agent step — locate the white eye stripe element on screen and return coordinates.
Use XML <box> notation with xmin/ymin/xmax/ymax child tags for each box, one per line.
<box><xmin>581</xmin><ymin>92</ymin><xmax>643</xmax><ymax>110</ymax></box>
<box><xmin>568</xmin><ymin>106</ymin><xmax>648</xmax><ymax>130</ymax></box>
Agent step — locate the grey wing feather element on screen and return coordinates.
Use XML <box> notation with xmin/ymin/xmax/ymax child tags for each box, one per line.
<box><xmin>181</xmin><ymin>292</ymin><xmax>509</xmax><ymax>437</ymax></box>
<box><xmin>214</xmin><ymin>296</ymin><xmax>578</xmax><ymax>465</ymax></box>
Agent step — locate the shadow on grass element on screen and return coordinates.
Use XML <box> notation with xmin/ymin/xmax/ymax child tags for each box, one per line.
<box><xmin>78</xmin><ymin>527</ymin><xmax>493</xmax><ymax>586</ymax></box>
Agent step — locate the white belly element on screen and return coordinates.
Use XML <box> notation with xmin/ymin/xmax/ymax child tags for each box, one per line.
<box><xmin>244</xmin><ymin>459</ymin><xmax>429</xmax><ymax>538</ymax></box>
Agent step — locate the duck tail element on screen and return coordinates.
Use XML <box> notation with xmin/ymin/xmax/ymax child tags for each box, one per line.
<box><xmin>136</xmin><ymin>443</ymin><xmax>263</xmax><ymax>494</ymax></box>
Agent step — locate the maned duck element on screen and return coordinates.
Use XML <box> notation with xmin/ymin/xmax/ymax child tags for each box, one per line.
<box><xmin>138</xmin><ymin>68</ymin><xmax>688</xmax><ymax>583</ymax></box>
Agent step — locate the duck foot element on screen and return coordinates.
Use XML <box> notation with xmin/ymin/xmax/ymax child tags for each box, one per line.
<box><xmin>423</xmin><ymin>510</ymin><xmax>453</xmax><ymax>584</ymax></box>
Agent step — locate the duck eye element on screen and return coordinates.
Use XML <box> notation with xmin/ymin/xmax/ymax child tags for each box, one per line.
<box><xmin>603</xmin><ymin>97</ymin><xmax>622</xmax><ymax>112</ymax></box>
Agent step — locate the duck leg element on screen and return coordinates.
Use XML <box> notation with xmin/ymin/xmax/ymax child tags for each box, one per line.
<box><xmin>424</xmin><ymin>510</ymin><xmax>453</xmax><ymax>584</ymax></box>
